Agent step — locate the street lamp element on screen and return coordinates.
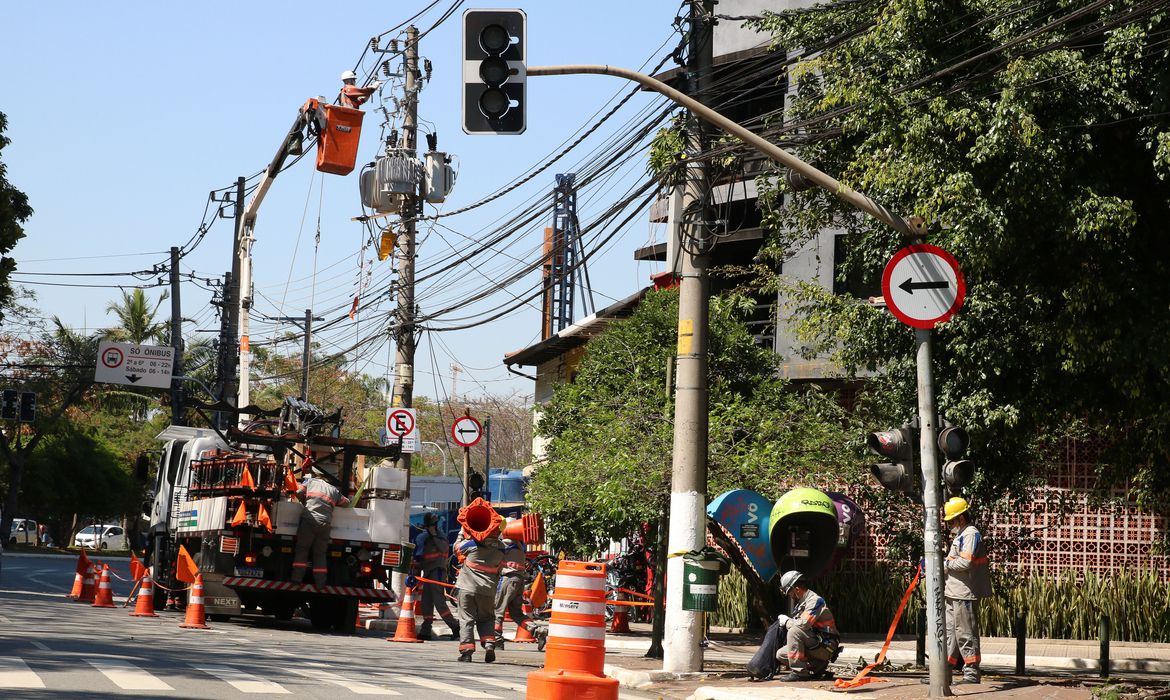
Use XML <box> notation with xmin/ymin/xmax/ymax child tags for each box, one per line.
<box><xmin>420</xmin><ymin>441</ymin><xmax>451</xmax><ymax>477</ymax></box>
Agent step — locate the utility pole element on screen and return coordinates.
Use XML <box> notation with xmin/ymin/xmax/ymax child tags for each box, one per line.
<box><xmin>450</xmin><ymin>363</ymin><xmax>461</xmax><ymax>400</ymax></box>
<box><xmin>662</xmin><ymin>0</ymin><xmax>714</xmax><ymax>673</ymax></box>
<box><xmin>168</xmin><ymin>246</ymin><xmax>185</xmax><ymax>426</ymax></box>
<box><xmin>225</xmin><ymin>176</ymin><xmax>245</xmax><ymax>415</ymax></box>
<box><xmin>214</xmin><ymin>270</ymin><xmax>232</xmax><ymax>429</ymax></box>
<box><xmin>274</xmin><ymin>310</ymin><xmax>323</xmax><ymax>401</ymax></box>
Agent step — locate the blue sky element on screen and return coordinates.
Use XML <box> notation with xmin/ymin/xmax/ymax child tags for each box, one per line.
<box><xmin>0</xmin><ymin>1</ymin><xmax>693</xmax><ymax>405</ymax></box>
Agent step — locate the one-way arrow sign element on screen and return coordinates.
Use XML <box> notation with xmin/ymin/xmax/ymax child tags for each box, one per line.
<box><xmin>126</xmin><ymin>374</ymin><xmax>142</xmax><ymax>383</ymax></box>
<box><xmin>882</xmin><ymin>244</ymin><xmax>966</xmax><ymax>329</ymax></box>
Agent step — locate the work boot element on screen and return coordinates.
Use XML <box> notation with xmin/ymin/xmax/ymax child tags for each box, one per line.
<box><xmin>484</xmin><ymin>645</ymin><xmax>496</xmax><ymax>664</ymax></box>
<box><xmin>778</xmin><ymin>672</ymin><xmax>810</xmax><ymax>682</ymax></box>
<box><xmin>458</xmin><ymin>650</ymin><xmax>474</xmax><ymax>662</ymax></box>
<box><xmin>447</xmin><ymin>622</ymin><xmax>461</xmax><ymax>640</ymax></box>
<box><xmin>955</xmin><ymin>674</ymin><xmax>980</xmax><ymax>685</ymax></box>
<box><xmin>417</xmin><ymin>621</ymin><xmax>434</xmax><ymax>640</ymax></box>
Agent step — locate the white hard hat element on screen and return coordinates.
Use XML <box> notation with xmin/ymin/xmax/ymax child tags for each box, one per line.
<box><xmin>340</xmin><ymin>70</ymin><xmax>357</xmax><ymax>81</ymax></box>
<box><xmin>778</xmin><ymin>570</ymin><xmax>805</xmax><ymax>595</ymax></box>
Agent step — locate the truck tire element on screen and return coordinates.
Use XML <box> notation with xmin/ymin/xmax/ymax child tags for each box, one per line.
<box><xmin>309</xmin><ymin>599</ymin><xmax>335</xmax><ymax>631</ymax></box>
<box><xmin>331</xmin><ymin>598</ymin><xmax>358</xmax><ymax>634</ymax></box>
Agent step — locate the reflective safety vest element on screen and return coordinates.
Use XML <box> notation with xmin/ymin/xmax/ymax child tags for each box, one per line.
<box><xmin>788</xmin><ymin>588</ymin><xmax>839</xmax><ymax>641</ymax></box>
<box><xmin>454</xmin><ymin>535</ymin><xmax>503</xmax><ymax>595</ymax></box>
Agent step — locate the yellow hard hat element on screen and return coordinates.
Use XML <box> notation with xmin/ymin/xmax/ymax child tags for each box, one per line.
<box><xmin>943</xmin><ymin>497</ymin><xmax>969</xmax><ymax>521</ymax></box>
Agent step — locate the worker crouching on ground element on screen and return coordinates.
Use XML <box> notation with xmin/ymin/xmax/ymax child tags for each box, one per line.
<box><xmin>413</xmin><ymin>512</ymin><xmax>460</xmax><ymax>640</ymax></box>
<box><xmin>493</xmin><ymin>523</ymin><xmax>545</xmax><ymax>649</ymax></box>
<box><xmin>748</xmin><ymin>570</ymin><xmax>840</xmax><ymax>682</ymax></box>
<box><xmin>291</xmin><ymin>458</ymin><xmax>349</xmax><ymax>587</ymax></box>
<box><xmin>942</xmin><ymin>497</ymin><xmax>992</xmax><ymax>685</ymax></box>
<box><xmin>454</xmin><ymin>520</ymin><xmax>505</xmax><ymax>662</ymax></box>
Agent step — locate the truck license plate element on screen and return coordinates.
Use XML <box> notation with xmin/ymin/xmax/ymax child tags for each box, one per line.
<box><xmin>234</xmin><ymin>566</ymin><xmax>264</xmax><ymax>578</ymax></box>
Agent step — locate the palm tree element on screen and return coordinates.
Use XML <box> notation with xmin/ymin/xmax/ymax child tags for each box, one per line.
<box><xmin>103</xmin><ymin>289</ymin><xmax>168</xmax><ymax>345</ymax></box>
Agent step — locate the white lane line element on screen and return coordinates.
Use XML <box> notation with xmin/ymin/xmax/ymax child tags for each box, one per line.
<box><xmin>383</xmin><ymin>674</ymin><xmax>501</xmax><ymax>698</ymax></box>
<box><xmin>85</xmin><ymin>657</ymin><xmax>173</xmax><ymax>691</ymax></box>
<box><xmin>0</xmin><ymin>657</ymin><xmax>45</xmax><ymax>688</ymax></box>
<box><xmin>29</xmin><ymin>641</ymin><xmax>49</xmax><ymax>651</ymax></box>
<box><xmin>473</xmin><ymin>676</ymin><xmax>527</xmax><ymax>691</ymax></box>
<box><xmin>267</xmin><ymin>648</ymin><xmax>295</xmax><ymax>657</ymax></box>
<box><xmin>192</xmin><ymin>665</ymin><xmax>290</xmax><ymax>694</ymax></box>
<box><xmin>280</xmin><ymin>666</ymin><xmax>401</xmax><ymax>695</ymax></box>
<box><xmin>0</xmin><ymin>616</ymin><xmax>11</xmax><ymax>623</ymax></box>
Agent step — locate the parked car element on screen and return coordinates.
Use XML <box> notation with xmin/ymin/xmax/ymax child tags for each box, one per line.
<box><xmin>9</xmin><ymin>518</ymin><xmax>38</xmax><ymax>545</ymax></box>
<box><xmin>74</xmin><ymin>524</ymin><xmax>128</xmax><ymax>550</ymax></box>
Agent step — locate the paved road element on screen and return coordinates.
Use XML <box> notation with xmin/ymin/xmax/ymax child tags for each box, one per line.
<box><xmin>0</xmin><ymin>553</ymin><xmax>640</xmax><ymax>698</ymax></box>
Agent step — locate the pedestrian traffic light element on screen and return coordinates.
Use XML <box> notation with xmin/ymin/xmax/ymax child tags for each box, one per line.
<box><xmin>1</xmin><ymin>390</ymin><xmax>17</xmax><ymax>420</ymax></box>
<box><xmin>938</xmin><ymin>423</ymin><xmax>974</xmax><ymax>493</ymax></box>
<box><xmin>867</xmin><ymin>424</ymin><xmax>918</xmax><ymax>497</ymax></box>
<box><xmin>18</xmin><ymin>392</ymin><xmax>35</xmax><ymax>423</ymax></box>
<box><xmin>462</xmin><ymin>9</ymin><xmax>526</xmax><ymax>135</ymax></box>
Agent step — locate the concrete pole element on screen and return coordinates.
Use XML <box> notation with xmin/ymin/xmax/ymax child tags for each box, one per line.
<box><xmin>224</xmin><ymin>177</ymin><xmax>244</xmax><ymax>414</ymax></box>
<box><xmin>663</xmin><ymin>0</ymin><xmax>713</xmax><ymax>674</ymax></box>
<box><xmin>301</xmin><ymin>308</ymin><xmax>312</xmax><ymax>401</ymax></box>
<box><xmin>389</xmin><ymin>25</ymin><xmax>420</xmax><ymax>603</ymax></box>
<box><xmin>915</xmin><ymin>327</ymin><xmax>952</xmax><ymax>697</ymax></box>
<box><xmin>168</xmin><ymin>246</ymin><xmax>185</xmax><ymax>426</ymax></box>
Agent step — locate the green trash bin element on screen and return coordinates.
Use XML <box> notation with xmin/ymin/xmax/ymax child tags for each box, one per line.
<box><xmin>681</xmin><ymin>548</ymin><xmax>730</xmax><ymax>612</ymax></box>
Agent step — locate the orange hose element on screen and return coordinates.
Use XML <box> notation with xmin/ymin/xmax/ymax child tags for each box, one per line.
<box><xmin>834</xmin><ymin>563</ymin><xmax>922</xmax><ymax>690</ymax></box>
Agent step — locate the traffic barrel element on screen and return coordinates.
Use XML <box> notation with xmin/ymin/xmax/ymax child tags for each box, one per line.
<box><xmin>178</xmin><ymin>574</ymin><xmax>211</xmax><ymax>629</ymax></box>
<box><xmin>526</xmin><ymin>560</ymin><xmax>618</xmax><ymax>699</ymax></box>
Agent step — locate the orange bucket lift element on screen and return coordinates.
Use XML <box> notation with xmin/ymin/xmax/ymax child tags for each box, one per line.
<box><xmin>303</xmin><ymin>99</ymin><xmax>366</xmax><ymax>176</ymax></box>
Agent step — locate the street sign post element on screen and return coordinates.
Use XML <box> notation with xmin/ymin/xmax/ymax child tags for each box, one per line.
<box><xmin>385</xmin><ymin>407</ymin><xmax>419</xmax><ymax>453</ymax></box>
<box><xmin>451</xmin><ymin>415</ymin><xmax>483</xmax><ymax>448</ymax></box>
<box><xmin>881</xmin><ymin>244</ymin><xmax>965</xmax><ymax>329</ymax></box>
<box><xmin>94</xmin><ymin>341</ymin><xmax>176</xmax><ymax>390</ymax></box>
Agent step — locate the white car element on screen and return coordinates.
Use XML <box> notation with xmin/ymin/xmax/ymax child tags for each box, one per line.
<box><xmin>9</xmin><ymin>518</ymin><xmax>38</xmax><ymax>545</ymax></box>
<box><xmin>74</xmin><ymin>524</ymin><xmax>128</xmax><ymax>551</ymax></box>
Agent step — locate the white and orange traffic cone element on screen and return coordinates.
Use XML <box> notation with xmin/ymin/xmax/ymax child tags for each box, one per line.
<box><xmin>130</xmin><ymin>573</ymin><xmax>159</xmax><ymax>617</ymax></box>
<box><xmin>178</xmin><ymin>574</ymin><xmax>210</xmax><ymax>629</ymax></box>
<box><xmin>387</xmin><ymin>586</ymin><xmax>424</xmax><ymax>643</ymax></box>
<box><xmin>610</xmin><ymin>600</ymin><xmax>631</xmax><ymax>633</ymax></box>
<box><xmin>511</xmin><ymin>597</ymin><xmax>539</xmax><ymax>644</ymax></box>
<box><xmin>68</xmin><ymin>571</ymin><xmax>83</xmax><ymax>599</ymax></box>
<box><xmin>77</xmin><ymin>564</ymin><xmax>97</xmax><ymax>604</ymax></box>
<box><xmin>92</xmin><ymin>564</ymin><xmax>117</xmax><ymax>608</ymax></box>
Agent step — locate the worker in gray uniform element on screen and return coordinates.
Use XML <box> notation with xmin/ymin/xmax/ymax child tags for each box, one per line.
<box><xmin>775</xmin><ymin>570</ymin><xmax>840</xmax><ymax>682</ymax></box>
<box><xmin>493</xmin><ymin>528</ymin><xmax>544</xmax><ymax>649</ymax></box>
<box><xmin>413</xmin><ymin>512</ymin><xmax>460</xmax><ymax>640</ymax></box>
<box><xmin>291</xmin><ymin>460</ymin><xmax>349</xmax><ymax>587</ymax></box>
<box><xmin>454</xmin><ymin>528</ymin><xmax>504</xmax><ymax>662</ymax></box>
<box><xmin>942</xmin><ymin>497</ymin><xmax>992</xmax><ymax>684</ymax></box>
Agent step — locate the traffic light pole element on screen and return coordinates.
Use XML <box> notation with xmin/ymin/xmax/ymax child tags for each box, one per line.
<box><xmin>916</xmin><ymin>328</ymin><xmax>952</xmax><ymax>697</ymax></box>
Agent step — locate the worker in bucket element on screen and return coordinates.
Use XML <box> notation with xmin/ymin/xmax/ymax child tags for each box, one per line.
<box><xmin>412</xmin><ymin>512</ymin><xmax>460</xmax><ymax>640</ymax></box>
<box><xmin>773</xmin><ymin>570</ymin><xmax>840</xmax><ymax>682</ymax></box>
<box><xmin>453</xmin><ymin>522</ymin><xmax>505</xmax><ymax>662</ymax></box>
<box><xmin>339</xmin><ymin>70</ymin><xmax>381</xmax><ymax>109</ymax></box>
<box><xmin>290</xmin><ymin>457</ymin><xmax>349</xmax><ymax>587</ymax></box>
<box><xmin>493</xmin><ymin>521</ymin><xmax>545</xmax><ymax>649</ymax></box>
<box><xmin>940</xmin><ymin>497</ymin><xmax>992</xmax><ymax>685</ymax></box>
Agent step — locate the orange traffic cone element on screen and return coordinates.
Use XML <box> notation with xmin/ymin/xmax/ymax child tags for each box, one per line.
<box><xmin>512</xmin><ymin>597</ymin><xmax>539</xmax><ymax>644</ymax></box>
<box><xmin>179</xmin><ymin>574</ymin><xmax>210</xmax><ymax>629</ymax></box>
<box><xmin>609</xmin><ymin>599</ymin><xmax>631</xmax><ymax>633</ymax></box>
<box><xmin>77</xmin><ymin>564</ymin><xmax>97</xmax><ymax>604</ymax></box>
<box><xmin>92</xmin><ymin>564</ymin><xmax>116</xmax><ymax>608</ymax></box>
<box><xmin>387</xmin><ymin>586</ymin><xmax>424</xmax><ymax>643</ymax></box>
<box><xmin>130</xmin><ymin>573</ymin><xmax>160</xmax><ymax>617</ymax></box>
<box><xmin>69</xmin><ymin>571</ymin><xmax>83</xmax><ymax>599</ymax></box>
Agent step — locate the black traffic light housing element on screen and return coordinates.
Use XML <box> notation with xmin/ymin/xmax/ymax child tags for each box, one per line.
<box><xmin>938</xmin><ymin>423</ymin><xmax>974</xmax><ymax>494</ymax></box>
<box><xmin>1</xmin><ymin>390</ymin><xmax>16</xmax><ymax>420</ymax></box>
<box><xmin>463</xmin><ymin>9</ymin><xmax>526</xmax><ymax>134</ymax></box>
<box><xmin>18</xmin><ymin>392</ymin><xmax>35</xmax><ymax>423</ymax></box>
<box><xmin>867</xmin><ymin>424</ymin><xmax>919</xmax><ymax>499</ymax></box>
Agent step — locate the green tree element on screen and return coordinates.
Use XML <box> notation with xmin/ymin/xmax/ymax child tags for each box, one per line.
<box><xmin>745</xmin><ymin>0</ymin><xmax>1170</xmax><ymax>510</ymax></box>
<box><xmin>0</xmin><ymin>112</ymin><xmax>31</xmax><ymax>325</ymax></box>
<box><xmin>103</xmin><ymin>289</ymin><xmax>168</xmax><ymax>345</ymax></box>
<box><xmin>528</xmin><ymin>290</ymin><xmax>863</xmax><ymax>557</ymax></box>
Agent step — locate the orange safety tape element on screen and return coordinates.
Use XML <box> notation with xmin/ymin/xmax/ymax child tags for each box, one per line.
<box><xmin>122</xmin><ymin>578</ymin><xmax>143</xmax><ymax>608</ymax></box>
<box><xmin>416</xmin><ymin>575</ymin><xmax>456</xmax><ymax>589</ymax></box>
<box><xmin>152</xmin><ymin>579</ymin><xmax>193</xmax><ymax>593</ymax></box>
<box><xmin>834</xmin><ymin>563</ymin><xmax>922</xmax><ymax>691</ymax></box>
<box><xmin>617</xmin><ymin>586</ymin><xmax>654</xmax><ymax>601</ymax></box>
<box><xmin>608</xmin><ymin>599</ymin><xmax>655</xmax><ymax>607</ymax></box>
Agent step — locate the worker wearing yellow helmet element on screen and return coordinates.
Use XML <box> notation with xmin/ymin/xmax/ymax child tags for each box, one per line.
<box><xmin>941</xmin><ymin>497</ymin><xmax>992</xmax><ymax>685</ymax></box>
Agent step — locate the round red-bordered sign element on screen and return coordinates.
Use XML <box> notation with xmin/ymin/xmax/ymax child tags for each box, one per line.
<box><xmin>101</xmin><ymin>346</ymin><xmax>125</xmax><ymax>369</ymax></box>
<box><xmin>881</xmin><ymin>244</ymin><xmax>966</xmax><ymax>329</ymax></box>
<box><xmin>386</xmin><ymin>408</ymin><xmax>415</xmax><ymax>437</ymax></box>
<box><xmin>451</xmin><ymin>415</ymin><xmax>483</xmax><ymax>448</ymax></box>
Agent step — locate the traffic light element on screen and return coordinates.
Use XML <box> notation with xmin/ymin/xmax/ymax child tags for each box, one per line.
<box><xmin>18</xmin><ymin>392</ymin><xmax>35</xmax><ymax>423</ymax></box>
<box><xmin>938</xmin><ymin>423</ymin><xmax>974</xmax><ymax>494</ymax></box>
<box><xmin>462</xmin><ymin>9</ymin><xmax>526</xmax><ymax>134</ymax></box>
<box><xmin>1</xmin><ymin>390</ymin><xmax>16</xmax><ymax>420</ymax></box>
<box><xmin>867</xmin><ymin>424</ymin><xmax>918</xmax><ymax>497</ymax></box>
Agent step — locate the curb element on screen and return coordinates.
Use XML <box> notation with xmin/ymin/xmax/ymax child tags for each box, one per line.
<box><xmin>605</xmin><ymin>664</ymin><xmax>709</xmax><ymax>690</ymax></box>
<box><xmin>685</xmin><ymin>686</ymin><xmax>840</xmax><ymax>700</ymax></box>
<box><xmin>845</xmin><ymin>646</ymin><xmax>1170</xmax><ymax>675</ymax></box>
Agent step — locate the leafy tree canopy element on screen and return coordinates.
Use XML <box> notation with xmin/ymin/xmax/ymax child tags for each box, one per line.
<box><xmin>748</xmin><ymin>0</ymin><xmax>1170</xmax><ymax>508</ymax></box>
<box><xmin>529</xmin><ymin>290</ymin><xmax>863</xmax><ymax>556</ymax></box>
<box><xmin>0</xmin><ymin>112</ymin><xmax>30</xmax><ymax>324</ymax></box>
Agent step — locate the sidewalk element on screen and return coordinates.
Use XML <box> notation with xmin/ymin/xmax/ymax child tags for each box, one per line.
<box><xmin>600</xmin><ymin>623</ymin><xmax>1170</xmax><ymax>699</ymax></box>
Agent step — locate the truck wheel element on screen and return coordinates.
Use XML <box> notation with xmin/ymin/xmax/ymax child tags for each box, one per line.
<box><xmin>309</xmin><ymin>600</ymin><xmax>335</xmax><ymax>630</ymax></box>
<box><xmin>331</xmin><ymin>598</ymin><xmax>358</xmax><ymax>634</ymax></box>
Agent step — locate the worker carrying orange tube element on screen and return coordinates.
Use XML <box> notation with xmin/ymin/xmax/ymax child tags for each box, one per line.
<box><xmin>454</xmin><ymin>498</ymin><xmax>505</xmax><ymax>663</ymax></box>
<box><xmin>339</xmin><ymin>70</ymin><xmax>381</xmax><ymax>109</ymax></box>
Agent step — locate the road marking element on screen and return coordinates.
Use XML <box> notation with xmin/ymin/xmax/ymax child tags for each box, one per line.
<box><xmin>192</xmin><ymin>665</ymin><xmax>290</xmax><ymax>694</ymax></box>
<box><xmin>0</xmin><ymin>616</ymin><xmax>11</xmax><ymax>624</ymax></box>
<box><xmin>0</xmin><ymin>657</ymin><xmax>45</xmax><ymax>688</ymax></box>
<box><xmin>473</xmin><ymin>676</ymin><xmax>527</xmax><ymax>691</ymax></box>
<box><xmin>280</xmin><ymin>666</ymin><xmax>400</xmax><ymax>695</ymax></box>
<box><xmin>85</xmin><ymin>657</ymin><xmax>173</xmax><ymax>691</ymax></box>
<box><xmin>267</xmin><ymin>648</ymin><xmax>295</xmax><ymax>657</ymax></box>
<box><xmin>29</xmin><ymin>642</ymin><xmax>49</xmax><ymax>651</ymax></box>
<box><xmin>382</xmin><ymin>674</ymin><xmax>500</xmax><ymax>698</ymax></box>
